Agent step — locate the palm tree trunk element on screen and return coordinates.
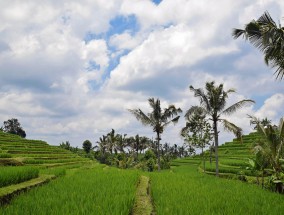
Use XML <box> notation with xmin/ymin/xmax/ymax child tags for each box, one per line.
<box><xmin>202</xmin><ymin>146</ymin><xmax>205</xmax><ymax>173</ymax></box>
<box><xmin>157</xmin><ymin>132</ymin><xmax>161</xmax><ymax>172</ymax></box>
<box><xmin>210</xmin><ymin>143</ymin><xmax>213</xmax><ymax>164</ymax></box>
<box><xmin>213</xmin><ymin>119</ymin><xmax>219</xmax><ymax>177</ymax></box>
<box><xmin>262</xmin><ymin>169</ymin><xmax>264</xmax><ymax>189</ymax></box>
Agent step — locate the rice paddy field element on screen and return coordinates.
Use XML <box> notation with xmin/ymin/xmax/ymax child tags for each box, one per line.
<box><xmin>1</xmin><ymin>131</ymin><xmax>284</xmax><ymax>214</ymax></box>
<box><xmin>0</xmin><ymin>166</ymin><xmax>139</xmax><ymax>215</ymax></box>
<box><xmin>150</xmin><ymin>165</ymin><xmax>284</xmax><ymax>215</ymax></box>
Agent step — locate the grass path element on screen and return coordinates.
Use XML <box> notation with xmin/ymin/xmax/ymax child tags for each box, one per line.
<box><xmin>0</xmin><ymin>174</ymin><xmax>55</xmax><ymax>205</ymax></box>
<box><xmin>132</xmin><ymin>175</ymin><xmax>154</xmax><ymax>215</ymax></box>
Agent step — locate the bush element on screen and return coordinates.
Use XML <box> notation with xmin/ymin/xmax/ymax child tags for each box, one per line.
<box><xmin>146</xmin><ymin>158</ymin><xmax>155</xmax><ymax>172</ymax></box>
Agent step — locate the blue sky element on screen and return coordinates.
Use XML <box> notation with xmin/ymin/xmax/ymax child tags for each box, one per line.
<box><xmin>1</xmin><ymin>0</ymin><xmax>284</xmax><ymax>147</ymax></box>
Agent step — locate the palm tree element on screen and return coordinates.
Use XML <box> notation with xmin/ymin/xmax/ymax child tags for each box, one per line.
<box><xmin>249</xmin><ymin>115</ymin><xmax>284</xmax><ymax>183</ymax></box>
<box><xmin>232</xmin><ymin>11</ymin><xmax>284</xmax><ymax>80</ymax></box>
<box><xmin>97</xmin><ymin>135</ymin><xmax>107</xmax><ymax>155</ymax></box>
<box><xmin>129</xmin><ymin>98</ymin><xmax>182</xmax><ymax>171</ymax></box>
<box><xmin>190</xmin><ymin>81</ymin><xmax>255</xmax><ymax>176</ymax></box>
<box><xmin>126</xmin><ymin>135</ymin><xmax>148</xmax><ymax>161</ymax></box>
<box><xmin>115</xmin><ymin>133</ymin><xmax>127</xmax><ymax>154</ymax></box>
<box><xmin>106</xmin><ymin>129</ymin><xmax>117</xmax><ymax>154</ymax></box>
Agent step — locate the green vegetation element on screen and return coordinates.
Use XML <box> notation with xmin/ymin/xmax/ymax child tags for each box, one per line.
<box><xmin>0</xmin><ymin>167</ymin><xmax>39</xmax><ymax>188</ymax></box>
<box><xmin>132</xmin><ymin>176</ymin><xmax>153</xmax><ymax>215</ymax></box>
<box><xmin>233</xmin><ymin>11</ymin><xmax>284</xmax><ymax>80</ymax></box>
<box><xmin>150</xmin><ymin>165</ymin><xmax>284</xmax><ymax>215</ymax></box>
<box><xmin>129</xmin><ymin>97</ymin><xmax>182</xmax><ymax>171</ymax></box>
<box><xmin>0</xmin><ymin>131</ymin><xmax>89</xmax><ymax>167</ymax></box>
<box><xmin>189</xmin><ymin>81</ymin><xmax>255</xmax><ymax>176</ymax></box>
<box><xmin>0</xmin><ymin>167</ymin><xmax>139</xmax><ymax>215</ymax></box>
<box><xmin>1</xmin><ymin>118</ymin><xmax>26</xmax><ymax>138</ymax></box>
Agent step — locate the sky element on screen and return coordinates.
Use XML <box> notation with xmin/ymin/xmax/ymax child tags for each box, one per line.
<box><xmin>1</xmin><ymin>0</ymin><xmax>284</xmax><ymax>148</ymax></box>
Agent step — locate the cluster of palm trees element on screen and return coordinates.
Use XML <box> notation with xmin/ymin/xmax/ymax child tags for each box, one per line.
<box><xmin>94</xmin><ymin>128</ymin><xmax>191</xmax><ymax>168</ymax></box>
<box><xmin>129</xmin><ymin>82</ymin><xmax>255</xmax><ymax>174</ymax></box>
<box><xmin>248</xmin><ymin>115</ymin><xmax>284</xmax><ymax>192</ymax></box>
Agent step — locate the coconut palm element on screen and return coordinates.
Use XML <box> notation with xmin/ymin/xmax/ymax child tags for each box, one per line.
<box><xmin>249</xmin><ymin>115</ymin><xmax>284</xmax><ymax>179</ymax></box>
<box><xmin>129</xmin><ymin>98</ymin><xmax>182</xmax><ymax>171</ymax></box>
<box><xmin>115</xmin><ymin>133</ymin><xmax>127</xmax><ymax>154</ymax></box>
<box><xmin>106</xmin><ymin>129</ymin><xmax>117</xmax><ymax>154</ymax></box>
<box><xmin>190</xmin><ymin>81</ymin><xmax>255</xmax><ymax>176</ymax></box>
<box><xmin>232</xmin><ymin>11</ymin><xmax>284</xmax><ymax>80</ymax></box>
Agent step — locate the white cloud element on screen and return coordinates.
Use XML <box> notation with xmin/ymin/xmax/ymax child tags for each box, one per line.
<box><xmin>255</xmin><ymin>94</ymin><xmax>284</xmax><ymax>123</ymax></box>
<box><xmin>109</xmin><ymin>32</ymin><xmax>141</xmax><ymax>50</ymax></box>
<box><xmin>1</xmin><ymin>0</ymin><xmax>284</xmax><ymax>148</ymax></box>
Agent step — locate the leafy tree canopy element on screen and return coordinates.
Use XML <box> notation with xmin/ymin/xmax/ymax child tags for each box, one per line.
<box><xmin>2</xmin><ymin>118</ymin><xmax>26</xmax><ymax>138</ymax></box>
<box><xmin>83</xmin><ymin>140</ymin><xmax>92</xmax><ymax>154</ymax></box>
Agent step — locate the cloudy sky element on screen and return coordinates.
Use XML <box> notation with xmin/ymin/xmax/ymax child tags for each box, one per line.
<box><xmin>1</xmin><ymin>0</ymin><xmax>284</xmax><ymax>147</ymax></box>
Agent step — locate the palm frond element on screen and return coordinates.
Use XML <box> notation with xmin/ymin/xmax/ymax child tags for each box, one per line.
<box><xmin>184</xmin><ymin>106</ymin><xmax>206</xmax><ymax>120</ymax></box>
<box><xmin>162</xmin><ymin>116</ymin><xmax>180</xmax><ymax>128</ymax></box>
<box><xmin>248</xmin><ymin>115</ymin><xmax>267</xmax><ymax>138</ymax></box>
<box><xmin>221</xmin><ymin>119</ymin><xmax>242</xmax><ymax>138</ymax></box>
<box><xmin>232</xmin><ymin>28</ymin><xmax>247</xmax><ymax>39</ymax></box>
<box><xmin>222</xmin><ymin>99</ymin><xmax>255</xmax><ymax>115</ymax></box>
<box><xmin>128</xmin><ymin>109</ymin><xmax>152</xmax><ymax>126</ymax></box>
<box><xmin>190</xmin><ymin>85</ymin><xmax>210</xmax><ymax>111</ymax></box>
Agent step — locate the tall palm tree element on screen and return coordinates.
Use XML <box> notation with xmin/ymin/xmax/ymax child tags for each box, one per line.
<box><xmin>129</xmin><ymin>98</ymin><xmax>182</xmax><ymax>171</ymax></box>
<box><xmin>190</xmin><ymin>81</ymin><xmax>255</xmax><ymax>176</ymax></box>
<box><xmin>232</xmin><ymin>11</ymin><xmax>284</xmax><ymax>80</ymax></box>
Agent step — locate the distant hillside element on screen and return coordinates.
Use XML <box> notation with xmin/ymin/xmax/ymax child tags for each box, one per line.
<box><xmin>0</xmin><ymin>131</ymin><xmax>88</xmax><ymax>167</ymax></box>
<box><xmin>172</xmin><ymin>132</ymin><xmax>265</xmax><ymax>178</ymax></box>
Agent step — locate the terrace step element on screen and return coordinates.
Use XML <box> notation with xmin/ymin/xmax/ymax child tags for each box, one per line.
<box><xmin>0</xmin><ymin>174</ymin><xmax>55</xmax><ymax>205</ymax></box>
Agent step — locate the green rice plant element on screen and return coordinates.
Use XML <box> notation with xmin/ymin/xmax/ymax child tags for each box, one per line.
<box><xmin>220</xmin><ymin>159</ymin><xmax>248</xmax><ymax>168</ymax></box>
<box><xmin>0</xmin><ymin>167</ymin><xmax>139</xmax><ymax>214</ymax></box>
<box><xmin>40</xmin><ymin>167</ymin><xmax>66</xmax><ymax>177</ymax></box>
<box><xmin>0</xmin><ymin>153</ymin><xmax>12</xmax><ymax>158</ymax></box>
<box><xmin>0</xmin><ymin>166</ymin><xmax>39</xmax><ymax>188</ymax></box>
<box><xmin>150</xmin><ymin>165</ymin><xmax>284</xmax><ymax>214</ymax></box>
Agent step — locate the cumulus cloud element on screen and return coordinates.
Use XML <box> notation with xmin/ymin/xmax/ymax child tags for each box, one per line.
<box><xmin>255</xmin><ymin>94</ymin><xmax>284</xmax><ymax>123</ymax></box>
<box><xmin>1</xmin><ymin>0</ymin><xmax>284</xmax><ymax>147</ymax></box>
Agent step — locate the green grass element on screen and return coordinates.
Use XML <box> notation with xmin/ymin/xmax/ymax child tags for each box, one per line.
<box><xmin>132</xmin><ymin>176</ymin><xmax>153</xmax><ymax>215</ymax></box>
<box><xmin>0</xmin><ymin>166</ymin><xmax>139</xmax><ymax>215</ymax></box>
<box><xmin>0</xmin><ymin>166</ymin><xmax>39</xmax><ymax>188</ymax></box>
<box><xmin>150</xmin><ymin>165</ymin><xmax>284</xmax><ymax>215</ymax></box>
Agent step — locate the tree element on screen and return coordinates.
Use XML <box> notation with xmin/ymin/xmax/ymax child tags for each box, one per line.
<box><xmin>82</xmin><ymin>140</ymin><xmax>92</xmax><ymax>154</ymax></box>
<box><xmin>129</xmin><ymin>98</ymin><xmax>182</xmax><ymax>171</ymax></box>
<box><xmin>3</xmin><ymin>118</ymin><xmax>26</xmax><ymax>138</ymax></box>
<box><xmin>190</xmin><ymin>82</ymin><xmax>255</xmax><ymax>176</ymax></box>
<box><xmin>115</xmin><ymin>133</ymin><xmax>127</xmax><ymax>154</ymax></box>
<box><xmin>106</xmin><ymin>129</ymin><xmax>117</xmax><ymax>154</ymax></box>
<box><xmin>232</xmin><ymin>11</ymin><xmax>284</xmax><ymax>80</ymax></box>
<box><xmin>250</xmin><ymin>116</ymin><xmax>272</xmax><ymax>130</ymax></box>
<box><xmin>128</xmin><ymin>135</ymin><xmax>150</xmax><ymax>161</ymax></box>
<box><xmin>249</xmin><ymin>115</ymin><xmax>284</xmax><ymax>191</ymax></box>
<box><xmin>181</xmin><ymin>106</ymin><xmax>212</xmax><ymax>172</ymax></box>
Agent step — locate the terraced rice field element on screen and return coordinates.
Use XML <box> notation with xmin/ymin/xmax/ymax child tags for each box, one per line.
<box><xmin>1</xmin><ymin>131</ymin><xmax>284</xmax><ymax>214</ymax></box>
<box><xmin>0</xmin><ymin>166</ymin><xmax>139</xmax><ymax>215</ymax></box>
<box><xmin>0</xmin><ymin>131</ymin><xmax>88</xmax><ymax>167</ymax></box>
